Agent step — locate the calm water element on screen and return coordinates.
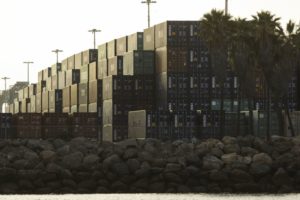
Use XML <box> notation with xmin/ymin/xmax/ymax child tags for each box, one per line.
<box><xmin>0</xmin><ymin>194</ymin><xmax>299</xmax><ymax>200</ymax></box>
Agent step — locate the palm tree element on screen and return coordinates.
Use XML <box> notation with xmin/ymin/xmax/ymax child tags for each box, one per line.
<box><xmin>252</xmin><ymin>11</ymin><xmax>283</xmax><ymax>140</ymax></box>
<box><xmin>200</xmin><ymin>9</ymin><xmax>232</xmax><ymax>137</ymax></box>
<box><xmin>230</xmin><ymin>18</ymin><xmax>257</xmax><ymax>136</ymax></box>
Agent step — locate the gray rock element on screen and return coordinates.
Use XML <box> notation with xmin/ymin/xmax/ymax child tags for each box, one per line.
<box><xmin>138</xmin><ymin>151</ymin><xmax>154</xmax><ymax>162</ymax></box>
<box><xmin>62</xmin><ymin>179</ymin><xmax>77</xmax><ymax>188</ymax></box>
<box><xmin>177</xmin><ymin>185</ymin><xmax>191</xmax><ymax>193</ymax></box>
<box><xmin>78</xmin><ymin>180</ymin><xmax>97</xmax><ymax>190</ymax></box>
<box><xmin>96</xmin><ymin>186</ymin><xmax>110</xmax><ymax>193</ymax></box>
<box><xmin>253</xmin><ymin>137</ymin><xmax>272</xmax><ymax>154</ymax></box>
<box><xmin>117</xmin><ymin>138</ymin><xmax>138</xmax><ymax>149</ymax></box>
<box><xmin>164</xmin><ymin>172</ymin><xmax>182</xmax><ymax>183</ymax></box>
<box><xmin>149</xmin><ymin>182</ymin><xmax>165</xmax><ymax>193</ymax></box>
<box><xmin>230</xmin><ymin>169</ymin><xmax>253</xmax><ymax>183</ymax></box>
<box><xmin>98</xmin><ymin>179</ymin><xmax>110</xmax><ymax>187</ymax></box>
<box><xmin>57</xmin><ymin>145</ymin><xmax>70</xmax><ymax>156</ymax></box>
<box><xmin>39</xmin><ymin>140</ymin><xmax>54</xmax><ymax>151</ymax></box>
<box><xmin>224</xmin><ymin>144</ymin><xmax>240</xmax><ymax>154</ymax></box>
<box><xmin>40</xmin><ymin>150</ymin><xmax>56</xmax><ymax>162</ymax></box>
<box><xmin>111</xmin><ymin>181</ymin><xmax>128</xmax><ymax>192</ymax></box>
<box><xmin>250</xmin><ymin>163</ymin><xmax>271</xmax><ymax>176</ymax></box>
<box><xmin>62</xmin><ymin>151</ymin><xmax>83</xmax><ymax>170</ymax></box>
<box><xmin>271</xmin><ymin>136</ymin><xmax>293</xmax><ymax>153</ymax></box>
<box><xmin>0</xmin><ymin>168</ymin><xmax>17</xmax><ymax>179</ymax></box>
<box><xmin>222</xmin><ymin>136</ymin><xmax>237</xmax><ymax>145</ymax></box>
<box><xmin>132</xmin><ymin>178</ymin><xmax>149</xmax><ymax>189</ymax></box>
<box><xmin>127</xmin><ymin>158</ymin><xmax>140</xmax><ymax>173</ymax></box>
<box><xmin>135</xmin><ymin>168</ymin><xmax>150</xmax><ymax>178</ymax></box>
<box><xmin>221</xmin><ymin>153</ymin><xmax>238</xmax><ymax>165</ymax></box>
<box><xmin>272</xmin><ymin>168</ymin><xmax>292</xmax><ymax>186</ymax></box>
<box><xmin>112</xmin><ymin>162</ymin><xmax>130</xmax><ymax>176</ymax></box>
<box><xmin>185</xmin><ymin>153</ymin><xmax>201</xmax><ymax>166</ymax></box>
<box><xmin>52</xmin><ymin>138</ymin><xmax>66</xmax><ymax>149</ymax></box>
<box><xmin>210</xmin><ymin>147</ymin><xmax>224</xmax><ymax>158</ymax></box>
<box><xmin>275</xmin><ymin>152</ymin><xmax>294</xmax><ymax>168</ymax></box>
<box><xmin>202</xmin><ymin>155</ymin><xmax>223</xmax><ymax>170</ymax></box>
<box><xmin>46</xmin><ymin>163</ymin><xmax>63</xmax><ymax>174</ymax></box>
<box><xmin>123</xmin><ymin>148</ymin><xmax>138</xmax><ymax>160</ymax></box>
<box><xmin>24</xmin><ymin>151</ymin><xmax>39</xmax><ymax>161</ymax></box>
<box><xmin>207</xmin><ymin>138</ymin><xmax>224</xmax><ymax>149</ymax></box>
<box><xmin>252</xmin><ymin>153</ymin><xmax>273</xmax><ymax>165</ymax></box>
<box><xmin>165</xmin><ymin>163</ymin><xmax>181</xmax><ymax>172</ymax></box>
<box><xmin>234</xmin><ymin>183</ymin><xmax>261</xmax><ymax>193</ymax></box>
<box><xmin>241</xmin><ymin>147</ymin><xmax>259</xmax><ymax>156</ymax></box>
<box><xmin>13</xmin><ymin>159</ymin><xmax>30</xmax><ymax>170</ymax></box>
<box><xmin>18</xmin><ymin>169</ymin><xmax>39</xmax><ymax>180</ymax></box>
<box><xmin>195</xmin><ymin>142</ymin><xmax>209</xmax><ymax>156</ymax></box>
<box><xmin>18</xmin><ymin>179</ymin><xmax>34</xmax><ymax>190</ymax></box>
<box><xmin>83</xmin><ymin>154</ymin><xmax>99</xmax><ymax>167</ymax></box>
<box><xmin>26</xmin><ymin>139</ymin><xmax>42</xmax><ymax>151</ymax></box>
<box><xmin>186</xmin><ymin>165</ymin><xmax>200</xmax><ymax>175</ymax></box>
<box><xmin>237</xmin><ymin>135</ymin><xmax>254</xmax><ymax>147</ymax></box>
<box><xmin>103</xmin><ymin>154</ymin><xmax>121</xmax><ymax>170</ymax></box>
<box><xmin>0</xmin><ymin>182</ymin><xmax>19</xmax><ymax>194</ymax></box>
<box><xmin>209</xmin><ymin>170</ymin><xmax>228</xmax><ymax>181</ymax></box>
<box><xmin>144</xmin><ymin>143</ymin><xmax>157</xmax><ymax>154</ymax></box>
<box><xmin>47</xmin><ymin>181</ymin><xmax>62</xmax><ymax>190</ymax></box>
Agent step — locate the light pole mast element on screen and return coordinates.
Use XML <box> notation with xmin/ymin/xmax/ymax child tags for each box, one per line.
<box><xmin>88</xmin><ymin>29</ymin><xmax>101</xmax><ymax>49</ymax></box>
<box><xmin>2</xmin><ymin>77</ymin><xmax>10</xmax><ymax>92</ymax></box>
<box><xmin>225</xmin><ymin>0</ymin><xmax>228</xmax><ymax>15</ymax></box>
<box><xmin>23</xmin><ymin>61</ymin><xmax>34</xmax><ymax>84</ymax></box>
<box><xmin>52</xmin><ymin>49</ymin><xmax>63</xmax><ymax>63</ymax></box>
<box><xmin>141</xmin><ymin>0</ymin><xmax>157</xmax><ymax>28</ymax></box>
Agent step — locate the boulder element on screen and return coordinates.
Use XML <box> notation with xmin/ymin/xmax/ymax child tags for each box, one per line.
<box><xmin>241</xmin><ymin>147</ymin><xmax>259</xmax><ymax>156</ymax></box>
<box><xmin>83</xmin><ymin>154</ymin><xmax>99</xmax><ymax>167</ymax></box>
<box><xmin>253</xmin><ymin>137</ymin><xmax>272</xmax><ymax>154</ymax></box>
<box><xmin>149</xmin><ymin>182</ymin><xmax>165</xmax><ymax>193</ymax></box>
<box><xmin>210</xmin><ymin>147</ymin><xmax>224</xmax><ymax>158</ymax></box>
<box><xmin>165</xmin><ymin>163</ymin><xmax>181</xmax><ymax>172</ymax></box>
<box><xmin>222</xmin><ymin>136</ymin><xmax>237</xmax><ymax>145</ymax></box>
<box><xmin>127</xmin><ymin>159</ymin><xmax>140</xmax><ymax>173</ymax></box>
<box><xmin>123</xmin><ymin>148</ymin><xmax>138</xmax><ymax>160</ymax></box>
<box><xmin>117</xmin><ymin>139</ymin><xmax>138</xmax><ymax>149</ymax></box>
<box><xmin>209</xmin><ymin>170</ymin><xmax>228</xmax><ymax>181</ymax></box>
<box><xmin>252</xmin><ymin>153</ymin><xmax>273</xmax><ymax>165</ymax></box>
<box><xmin>103</xmin><ymin>154</ymin><xmax>121</xmax><ymax>170</ymax></box>
<box><xmin>221</xmin><ymin>153</ymin><xmax>238</xmax><ymax>165</ymax></box>
<box><xmin>271</xmin><ymin>136</ymin><xmax>293</xmax><ymax>153</ymax></box>
<box><xmin>111</xmin><ymin>162</ymin><xmax>130</xmax><ymax>176</ymax></box>
<box><xmin>40</xmin><ymin>150</ymin><xmax>56</xmax><ymax>162</ymax></box>
<box><xmin>202</xmin><ymin>155</ymin><xmax>223</xmax><ymax>170</ymax></box>
<box><xmin>46</xmin><ymin>163</ymin><xmax>63</xmax><ymax>174</ymax></box>
<box><xmin>272</xmin><ymin>168</ymin><xmax>292</xmax><ymax>186</ymax></box>
<box><xmin>230</xmin><ymin>169</ymin><xmax>253</xmax><ymax>183</ymax></box>
<box><xmin>224</xmin><ymin>144</ymin><xmax>240</xmax><ymax>154</ymax></box>
<box><xmin>250</xmin><ymin>163</ymin><xmax>271</xmax><ymax>176</ymax></box>
<box><xmin>62</xmin><ymin>151</ymin><xmax>84</xmax><ymax>170</ymax></box>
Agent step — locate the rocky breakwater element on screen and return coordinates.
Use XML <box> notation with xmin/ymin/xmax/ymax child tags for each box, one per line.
<box><xmin>0</xmin><ymin>135</ymin><xmax>300</xmax><ymax>194</ymax></box>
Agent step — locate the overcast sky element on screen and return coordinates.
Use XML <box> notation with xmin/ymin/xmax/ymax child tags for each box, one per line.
<box><xmin>0</xmin><ymin>0</ymin><xmax>300</xmax><ymax>91</ymax></box>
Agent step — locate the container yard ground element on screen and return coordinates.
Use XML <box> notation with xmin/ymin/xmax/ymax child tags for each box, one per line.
<box><xmin>0</xmin><ymin>135</ymin><xmax>300</xmax><ymax>194</ymax></box>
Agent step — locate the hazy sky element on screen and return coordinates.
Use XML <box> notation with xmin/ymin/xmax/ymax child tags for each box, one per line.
<box><xmin>0</xmin><ymin>0</ymin><xmax>300</xmax><ymax>91</ymax></box>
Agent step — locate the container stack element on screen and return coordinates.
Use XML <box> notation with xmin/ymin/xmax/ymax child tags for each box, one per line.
<box><xmin>42</xmin><ymin>113</ymin><xmax>69</xmax><ymax>139</ymax></box>
<box><xmin>0</xmin><ymin>113</ymin><xmax>13</xmax><ymax>139</ymax></box>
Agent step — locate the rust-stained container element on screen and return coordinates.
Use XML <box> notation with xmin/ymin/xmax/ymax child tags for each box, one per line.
<box><xmin>82</xmin><ymin>49</ymin><xmax>98</xmax><ymax>65</ymax></box>
<box><xmin>58</xmin><ymin>71</ymin><xmax>66</xmax><ymax>89</ymax></box>
<box><xmin>116</xmin><ymin>36</ymin><xmax>128</xmax><ymax>56</ymax></box>
<box><xmin>89</xmin><ymin>61</ymin><xmax>97</xmax><ymax>81</ymax></box>
<box><xmin>18</xmin><ymin>88</ymin><xmax>24</xmax><ymax>101</ymax></box>
<box><xmin>108</xmin><ymin>56</ymin><xmax>123</xmax><ymax>76</ymax></box>
<box><xmin>42</xmin><ymin>113</ymin><xmax>69</xmax><ymax>139</ymax></box>
<box><xmin>71</xmin><ymin>84</ymin><xmax>79</xmax><ymax>106</ymax></box>
<box><xmin>42</xmin><ymin>91</ymin><xmax>49</xmax><ymax>113</ymax></box>
<box><xmin>49</xmin><ymin>89</ymin><xmax>62</xmax><ymax>113</ymax></box>
<box><xmin>66</xmin><ymin>69</ymin><xmax>80</xmax><ymax>87</ymax></box>
<box><xmin>63</xmin><ymin>86</ymin><xmax>71</xmax><ymax>113</ymax></box>
<box><xmin>43</xmin><ymin>67</ymin><xmax>51</xmax><ymax>80</ymax></box>
<box><xmin>98</xmin><ymin>59</ymin><xmax>108</xmax><ymax>79</ymax></box>
<box><xmin>23</xmin><ymin>86</ymin><xmax>29</xmax><ymax>99</ymax></box>
<box><xmin>78</xmin><ymin>83</ymin><xmax>88</xmax><ymax>105</ymax></box>
<box><xmin>37</xmin><ymin>81</ymin><xmax>46</xmax><ymax>94</ymax></box>
<box><xmin>30</xmin><ymin>95</ymin><xmax>36</xmax><ymax>113</ymax></box>
<box><xmin>67</xmin><ymin>55</ymin><xmax>75</xmax><ymax>70</ymax></box>
<box><xmin>89</xmin><ymin>80</ymin><xmax>102</xmax><ymax>104</ymax></box>
<box><xmin>143</xmin><ymin>26</ymin><xmax>155</xmax><ymax>50</ymax></box>
<box><xmin>38</xmin><ymin>70</ymin><xmax>43</xmax><ymax>82</ymax></box>
<box><xmin>123</xmin><ymin>50</ymin><xmax>155</xmax><ymax>75</ymax></box>
<box><xmin>128</xmin><ymin>32</ymin><xmax>144</xmax><ymax>51</ymax></box>
<box><xmin>98</xmin><ymin>43</ymin><xmax>107</xmax><ymax>60</ymax></box>
<box><xmin>29</xmin><ymin>84</ymin><xmax>37</xmax><ymax>97</ymax></box>
<box><xmin>80</xmin><ymin>64</ymin><xmax>89</xmax><ymax>83</ymax></box>
<box><xmin>51</xmin><ymin>75</ymin><xmax>58</xmax><ymax>90</ymax></box>
<box><xmin>75</xmin><ymin>52</ymin><xmax>82</xmax><ymax>69</ymax></box>
<box><xmin>14</xmin><ymin>113</ymin><xmax>42</xmax><ymax>138</ymax></box>
<box><xmin>61</xmin><ymin>58</ymin><xmax>68</xmax><ymax>71</ymax></box>
<box><xmin>107</xmin><ymin>39</ymin><xmax>117</xmax><ymax>58</ymax></box>
<box><xmin>51</xmin><ymin>63</ymin><xmax>62</xmax><ymax>76</ymax></box>
<box><xmin>21</xmin><ymin>98</ymin><xmax>30</xmax><ymax>113</ymax></box>
<box><xmin>71</xmin><ymin>112</ymin><xmax>99</xmax><ymax>138</ymax></box>
<box><xmin>46</xmin><ymin>77</ymin><xmax>52</xmax><ymax>91</ymax></box>
<box><xmin>155</xmin><ymin>46</ymin><xmax>188</xmax><ymax>73</ymax></box>
<box><xmin>36</xmin><ymin>93</ymin><xmax>42</xmax><ymax>113</ymax></box>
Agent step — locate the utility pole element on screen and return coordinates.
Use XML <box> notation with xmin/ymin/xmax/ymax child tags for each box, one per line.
<box><xmin>88</xmin><ymin>29</ymin><xmax>101</xmax><ymax>49</ymax></box>
<box><xmin>225</xmin><ymin>0</ymin><xmax>228</xmax><ymax>15</ymax></box>
<box><xmin>23</xmin><ymin>61</ymin><xmax>34</xmax><ymax>84</ymax></box>
<box><xmin>141</xmin><ymin>0</ymin><xmax>157</xmax><ymax>28</ymax></box>
<box><xmin>2</xmin><ymin>77</ymin><xmax>10</xmax><ymax>92</ymax></box>
<box><xmin>52</xmin><ymin>49</ymin><xmax>63</xmax><ymax>63</ymax></box>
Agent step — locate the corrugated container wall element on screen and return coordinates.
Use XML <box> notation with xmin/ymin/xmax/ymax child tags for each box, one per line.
<box><xmin>66</xmin><ymin>69</ymin><xmax>80</xmax><ymax>87</ymax></box>
<box><xmin>108</xmin><ymin>56</ymin><xmax>123</xmax><ymax>76</ymax></box>
<box><xmin>61</xmin><ymin>58</ymin><xmax>68</xmax><ymax>71</ymax></box>
<box><xmin>143</xmin><ymin>26</ymin><xmax>155</xmax><ymax>50</ymax></box>
<box><xmin>116</xmin><ymin>36</ymin><xmax>128</xmax><ymax>56</ymax></box>
<box><xmin>89</xmin><ymin>62</ymin><xmax>97</xmax><ymax>81</ymax></box>
<box><xmin>23</xmin><ymin>86</ymin><xmax>29</xmax><ymax>99</ymax></box>
<box><xmin>29</xmin><ymin>84</ymin><xmax>37</xmax><ymax>97</ymax></box>
<box><xmin>51</xmin><ymin>63</ymin><xmax>62</xmax><ymax>76</ymax></box>
<box><xmin>30</xmin><ymin>95</ymin><xmax>36</xmax><ymax>113</ymax></box>
<box><xmin>82</xmin><ymin>49</ymin><xmax>98</xmax><ymax>65</ymax></box>
<box><xmin>63</xmin><ymin>86</ymin><xmax>71</xmax><ymax>113</ymax></box>
<box><xmin>128</xmin><ymin>32</ymin><xmax>144</xmax><ymax>52</ymax></box>
<box><xmin>107</xmin><ymin>40</ymin><xmax>117</xmax><ymax>58</ymax></box>
<box><xmin>123</xmin><ymin>50</ymin><xmax>155</xmax><ymax>75</ymax></box>
<box><xmin>80</xmin><ymin>65</ymin><xmax>89</xmax><ymax>83</ymax></box>
<box><xmin>67</xmin><ymin>55</ymin><xmax>75</xmax><ymax>70</ymax></box>
<box><xmin>43</xmin><ymin>68</ymin><xmax>51</xmax><ymax>81</ymax></box>
<box><xmin>49</xmin><ymin>89</ymin><xmax>62</xmax><ymax>113</ymax></box>
<box><xmin>89</xmin><ymin>80</ymin><xmax>102</xmax><ymax>104</ymax></box>
<box><xmin>58</xmin><ymin>71</ymin><xmax>66</xmax><ymax>89</ymax></box>
<box><xmin>36</xmin><ymin>93</ymin><xmax>42</xmax><ymax>113</ymax></box>
<box><xmin>37</xmin><ymin>81</ymin><xmax>46</xmax><ymax>94</ymax></box>
<box><xmin>71</xmin><ymin>84</ymin><xmax>79</xmax><ymax>113</ymax></box>
<box><xmin>18</xmin><ymin>89</ymin><xmax>23</xmax><ymax>101</ymax></box>
<box><xmin>38</xmin><ymin>70</ymin><xmax>43</xmax><ymax>82</ymax></box>
<box><xmin>98</xmin><ymin>60</ymin><xmax>107</xmax><ymax>79</ymax></box>
<box><xmin>78</xmin><ymin>83</ymin><xmax>88</xmax><ymax>105</ymax></box>
<box><xmin>75</xmin><ymin>52</ymin><xmax>82</xmax><ymax>69</ymax></box>
<box><xmin>42</xmin><ymin>91</ymin><xmax>49</xmax><ymax>113</ymax></box>
<box><xmin>98</xmin><ymin>43</ymin><xmax>107</xmax><ymax>60</ymax></box>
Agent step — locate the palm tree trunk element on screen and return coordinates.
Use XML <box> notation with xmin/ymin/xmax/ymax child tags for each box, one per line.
<box><xmin>274</xmin><ymin>100</ymin><xmax>284</xmax><ymax>136</ymax></box>
<box><xmin>285</xmin><ymin>98</ymin><xmax>295</xmax><ymax>136</ymax></box>
<box><xmin>236</xmin><ymin>83</ymin><xmax>241</xmax><ymax>136</ymax></box>
<box><xmin>220</xmin><ymin>85</ymin><xmax>224</xmax><ymax>138</ymax></box>
<box><xmin>266</xmin><ymin>87</ymin><xmax>271</xmax><ymax>141</ymax></box>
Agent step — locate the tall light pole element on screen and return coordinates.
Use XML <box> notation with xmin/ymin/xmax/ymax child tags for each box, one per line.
<box><xmin>225</xmin><ymin>0</ymin><xmax>228</xmax><ymax>15</ymax></box>
<box><xmin>52</xmin><ymin>49</ymin><xmax>63</xmax><ymax>63</ymax></box>
<box><xmin>141</xmin><ymin>0</ymin><xmax>157</xmax><ymax>28</ymax></box>
<box><xmin>88</xmin><ymin>29</ymin><xmax>101</xmax><ymax>49</ymax></box>
<box><xmin>23</xmin><ymin>61</ymin><xmax>33</xmax><ymax>84</ymax></box>
<box><xmin>2</xmin><ymin>77</ymin><xmax>10</xmax><ymax>92</ymax></box>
